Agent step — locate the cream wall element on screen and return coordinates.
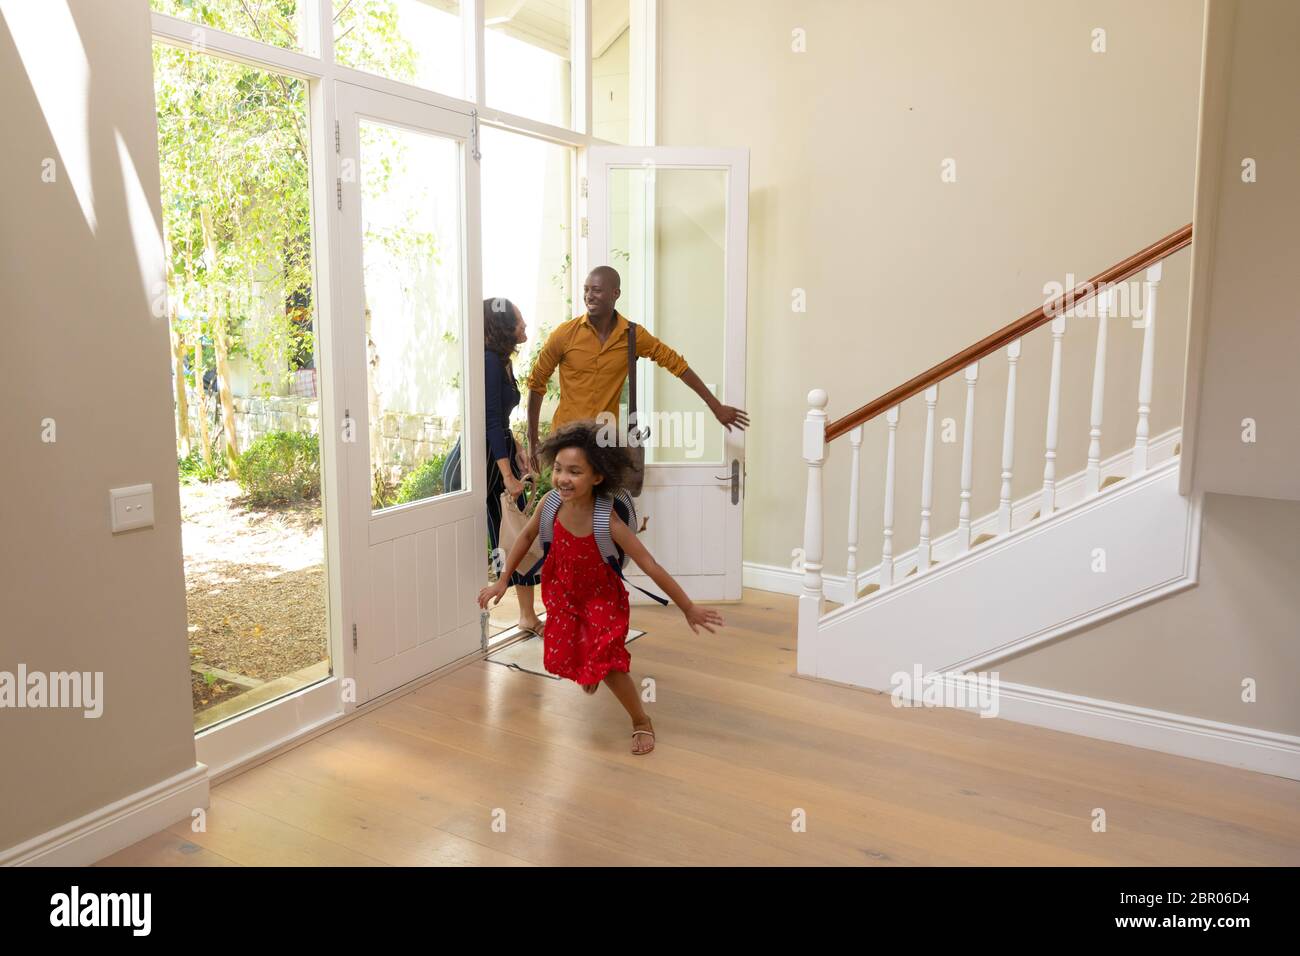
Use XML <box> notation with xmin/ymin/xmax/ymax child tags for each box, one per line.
<box><xmin>658</xmin><ymin>0</ymin><xmax>1205</xmax><ymax>575</ymax></box>
<box><xmin>0</xmin><ymin>0</ymin><xmax>197</xmax><ymax>851</ymax></box>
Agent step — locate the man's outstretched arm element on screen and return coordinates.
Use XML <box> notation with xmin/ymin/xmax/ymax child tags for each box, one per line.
<box><xmin>636</xmin><ymin>327</ymin><xmax>750</xmax><ymax>431</ymax></box>
<box><xmin>679</xmin><ymin>367</ymin><xmax>750</xmax><ymax>431</ymax></box>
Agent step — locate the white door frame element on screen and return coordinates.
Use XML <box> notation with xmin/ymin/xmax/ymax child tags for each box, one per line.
<box><xmin>587</xmin><ymin>146</ymin><xmax>749</xmax><ymax>601</ymax></box>
<box><xmin>336</xmin><ymin>81</ymin><xmax>486</xmax><ymax>702</ymax></box>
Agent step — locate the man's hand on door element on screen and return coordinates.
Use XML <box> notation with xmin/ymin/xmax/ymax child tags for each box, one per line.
<box><xmin>713</xmin><ymin>404</ymin><xmax>750</xmax><ymax>431</ymax></box>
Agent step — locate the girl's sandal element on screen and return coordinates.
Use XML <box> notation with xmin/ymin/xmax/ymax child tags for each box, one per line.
<box><xmin>631</xmin><ymin>727</ymin><xmax>655</xmax><ymax>755</ymax></box>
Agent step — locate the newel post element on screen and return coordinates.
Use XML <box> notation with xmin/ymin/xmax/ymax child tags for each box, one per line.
<box><xmin>797</xmin><ymin>389</ymin><xmax>828</xmax><ymax>676</ymax></box>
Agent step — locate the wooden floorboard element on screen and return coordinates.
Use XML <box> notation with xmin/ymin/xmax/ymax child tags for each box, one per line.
<box><xmin>100</xmin><ymin>590</ymin><xmax>1300</xmax><ymax>866</ymax></box>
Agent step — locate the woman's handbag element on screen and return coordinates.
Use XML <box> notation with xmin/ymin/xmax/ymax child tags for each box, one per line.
<box><xmin>625</xmin><ymin>323</ymin><xmax>649</xmax><ymax>497</ymax></box>
<box><xmin>497</xmin><ymin>475</ymin><xmax>545</xmax><ymax>577</ymax></box>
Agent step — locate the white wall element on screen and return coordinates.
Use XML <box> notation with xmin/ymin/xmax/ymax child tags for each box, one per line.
<box><xmin>0</xmin><ymin>0</ymin><xmax>198</xmax><ymax>852</ymax></box>
<box><xmin>1181</xmin><ymin>0</ymin><xmax>1300</xmax><ymax>501</ymax></box>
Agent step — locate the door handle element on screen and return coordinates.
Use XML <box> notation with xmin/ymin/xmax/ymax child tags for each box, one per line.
<box><xmin>714</xmin><ymin>458</ymin><xmax>740</xmax><ymax>505</ymax></box>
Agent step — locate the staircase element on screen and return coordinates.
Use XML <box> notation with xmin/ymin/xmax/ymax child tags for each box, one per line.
<box><xmin>797</xmin><ymin>225</ymin><xmax>1202</xmax><ymax>691</ymax></box>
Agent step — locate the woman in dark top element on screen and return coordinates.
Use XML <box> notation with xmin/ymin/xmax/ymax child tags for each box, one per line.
<box><xmin>478</xmin><ymin>297</ymin><xmax>543</xmax><ymax>635</ymax></box>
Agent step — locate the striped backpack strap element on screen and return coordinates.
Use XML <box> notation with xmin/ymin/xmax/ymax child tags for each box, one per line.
<box><xmin>523</xmin><ymin>490</ymin><xmax>563</xmax><ymax>578</ymax></box>
<box><xmin>592</xmin><ymin>494</ymin><xmax>621</xmax><ymax>566</ymax></box>
<box><xmin>594</xmin><ymin>492</ymin><xmax>668</xmax><ymax>605</ymax></box>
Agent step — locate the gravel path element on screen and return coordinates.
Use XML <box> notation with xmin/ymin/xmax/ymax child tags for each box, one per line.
<box><xmin>181</xmin><ymin>481</ymin><xmax>328</xmax><ymax>711</ymax></box>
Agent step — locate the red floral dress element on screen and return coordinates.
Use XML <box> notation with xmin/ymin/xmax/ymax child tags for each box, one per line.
<box><xmin>541</xmin><ymin>518</ymin><xmax>631</xmax><ymax>684</ymax></box>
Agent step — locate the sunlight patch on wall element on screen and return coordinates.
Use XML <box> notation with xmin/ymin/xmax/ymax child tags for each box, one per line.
<box><xmin>114</xmin><ymin>129</ymin><xmax>166</xmax><ymax>319</ymax></box>
<box><xmin>2</xmin><ymin>0</ymin><xmax>96</xmax><ymax>232</ymax></box>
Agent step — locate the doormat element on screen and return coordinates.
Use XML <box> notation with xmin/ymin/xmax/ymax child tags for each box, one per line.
<box><xmin>486</xmin><ymin>629</ymin><xmax>647</xmax><ymax>680</ymax></box>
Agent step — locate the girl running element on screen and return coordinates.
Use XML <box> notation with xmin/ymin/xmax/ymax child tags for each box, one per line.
<box><xmin>478</xmin><ymin>421</ymin><xmax>724</xmax><ymax>755</ymax></box>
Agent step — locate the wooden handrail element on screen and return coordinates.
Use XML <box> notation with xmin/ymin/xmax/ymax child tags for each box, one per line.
<box><xmin>823</xmin><ymin>223</ymin><xmax>1193</xmax><ymax>443</ymax></box>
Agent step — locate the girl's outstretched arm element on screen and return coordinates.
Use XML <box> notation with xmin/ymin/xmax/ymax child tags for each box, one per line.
<box><xmin>610</xmin><ymin>512</ymin><xmax>724</xmax><ymax>634</ymax></box>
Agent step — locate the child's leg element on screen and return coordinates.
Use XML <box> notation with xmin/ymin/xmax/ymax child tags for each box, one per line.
<box><xmin>515</xmin><ymin>584</ymin><xmax>541</xmax><ymax>630</ymax></box>
<box><xmin>603</xmin><ymin>671</ymin><xmax>653</xmax><ymax>730</ymax></box>
<box><xmin>604</xmin><ymin>671</ymin><xmax>654</xmax><ymax>754</ymax></box>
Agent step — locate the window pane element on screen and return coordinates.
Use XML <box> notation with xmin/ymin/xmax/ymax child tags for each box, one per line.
<box><xmin>333</xmin><ymin>0</ymin><xmax>464</xmax><ymax>98</ymax></box>
<box><xmin>486</xmin><ymin>0</ymin><xmax>571</xmax><ymax>129</ymax></box>
<box><xmin>153</xmin><ymin>42</ymin><xmax>331</xmax><ymax>732</ymax></box>
<box><xmin>480</xmin><ymin>125</ymin><xmax>573</xmax><ymax>393</ymax></box>
<box><xmin>359</xmin><ymin>121</ymin><xmax>467</xmax><ymax>512</ymax></box>
<box><xmin>151</xmin><ymin>0</ymin><xmax>309</xmax><ymax>52</ymax></box>
<box><xmin>592</xmin><ymin>0</ymin><xmax>629</xmax><ymax>142</ymax></box>
<box><xmin>609</xmin><ymin>167</ymin><xmax>728</xmax><ymax>465</ymax></box>
<box><xmin>480</xmin><ymin>126</ymin><xmax>573</xmax><ymax>638</ymax></box>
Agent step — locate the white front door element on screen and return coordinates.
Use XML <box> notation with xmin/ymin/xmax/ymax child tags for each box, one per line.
<box><xmin>587</xmin><ymin>147</ymin><xmax>750</xmax><ymax>602</ymax></box>
<box><xmin>337</xmin><ymin>82</ymin><xmax>485</xmax><ymax>702</ymax></box>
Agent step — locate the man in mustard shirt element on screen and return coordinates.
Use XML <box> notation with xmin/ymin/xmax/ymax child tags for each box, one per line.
<box><xmin>525</xmin><ymin>266</ymin><xmax>749</xmax><ymax>471</ymax></box>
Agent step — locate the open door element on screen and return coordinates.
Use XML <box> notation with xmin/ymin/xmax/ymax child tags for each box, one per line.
<box><xmin>587</xmin><ymin>147</ymin><xmax>749</xmax><ymax>602</ymax></box>
<box><xmin>336</xmin><ymin>83</ymin><xmax>485</xmax><ymax>702</ymax></box>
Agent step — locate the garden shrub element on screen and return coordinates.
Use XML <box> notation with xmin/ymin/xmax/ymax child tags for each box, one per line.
<box><xmin>178</xmin><ymin>443</ymin><xmax>230</xmax><ymax>484</ymax></box>
<box><xmin>394</xmin><ymin>450</ymin><xmax>449</xmax><ymax>505</ymax></box>
<box><xmin>236</xmin><ymin>431</ymin><xmax>320</xmax><ymax>505</ymax></box>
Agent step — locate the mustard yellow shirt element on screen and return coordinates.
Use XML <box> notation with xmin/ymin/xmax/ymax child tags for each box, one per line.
<box><xmin>526</xmin><ymin>312</ymin><xmax>689</xmax><ymax>428</ymax></box>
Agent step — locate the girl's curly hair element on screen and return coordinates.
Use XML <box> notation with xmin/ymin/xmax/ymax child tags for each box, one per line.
<box><xmin>538</xmin><ymin>419</ymin><xmax>633</xmax><ymax>499</ymax></box>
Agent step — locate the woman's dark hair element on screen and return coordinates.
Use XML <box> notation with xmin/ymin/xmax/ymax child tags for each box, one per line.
<box><xmin>483</xmin><ymin>297</ymin><xmax>519</xmax><ymax>360</ymax></box>
<box><xmin>539</xmin><ymin>420</ymin><xmax>632</xmax><ymax>499</ymax></box>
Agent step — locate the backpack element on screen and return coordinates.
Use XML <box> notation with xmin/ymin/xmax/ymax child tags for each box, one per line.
<box><xmin>524</xmin><ymin>489</ymin><xmax>668</xmax><ymax>605</ymax></box>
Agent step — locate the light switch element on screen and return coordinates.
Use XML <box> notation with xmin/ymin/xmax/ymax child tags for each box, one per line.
<box><xmin>111</xmin><ymin>483</ymin><xmax>154</xmax><ymax>533</ymax></box>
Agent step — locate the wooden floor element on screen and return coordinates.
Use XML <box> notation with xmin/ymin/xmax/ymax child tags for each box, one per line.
<box><xmin>101</xmin><ymin>590</ymin><xmax>1300</xmax><ymax>866</ymax></box>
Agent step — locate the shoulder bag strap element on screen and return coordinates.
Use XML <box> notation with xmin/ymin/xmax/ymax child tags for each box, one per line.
<box><xmin>626</xmin><ymin>319</ymin><xmax>637</xmax><ymax>433</ymax></box>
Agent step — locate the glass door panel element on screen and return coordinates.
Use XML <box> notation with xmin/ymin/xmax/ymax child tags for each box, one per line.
<box><xmin>608</xmin><ymin>165</ymin><xmax>728</xmax><ymax>465</ymax></box>
<box><xmin>358</xmin><ymin>121</ymin><xmax>467</xmax><ymax>513</ymax></box>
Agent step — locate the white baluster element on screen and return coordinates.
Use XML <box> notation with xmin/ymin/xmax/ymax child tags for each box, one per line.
<box><xmin>1086</xmin><ymin>286</ymin><xmax>1114</xmax><ymax>495</ymax></box>
<box><xmin>917</xmin><ymin>385</ymin><xmax>939</xmax><ymax>570</ymax></box>
<box><xmin>1133</xmin><ymin>262</ymin><xmax>1161</xmax><ymax>475</ymax></box>
<box><xmin>880</xmin><ymin>405</ymin><xmax>899</xmax><ymax>589</ymax></box>
<box><xmin>1040</xmin><ymin>315</ymin><xmax>1067</xmax><ymax>517</ymax></box>
<box><xmin>798</xmin><ymin>389</ymin><xmax>828</xmax><ymax>673</ymax></box>
<box><xmin>998</xmin><ymin>340</ymin><xmax>1021</xmax><ymax>534</ymax></box>
<box><xmin>957</xmin><ymin>362</ymin><xmax>979</xmax><ymax>552</ymax></box>
<box><xmin>846</xmin><ymin>425</ymin><xmax>863</xmax><ymax>586</ymax></box>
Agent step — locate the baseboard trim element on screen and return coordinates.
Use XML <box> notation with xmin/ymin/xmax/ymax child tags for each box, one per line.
<box><xmin>744</xmin><ymin>561</ymin><xmax>849</xmax><ymax>602</ymax></box>
<box><xmin>987</xmin><ymin>679</ymin><xmax>1300</xmax><ymax>781</ymax></box>
<box><xmin>1</xmin><ymin>764</ymin><xmax>209</xmax><ymax>867</ymax></box>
